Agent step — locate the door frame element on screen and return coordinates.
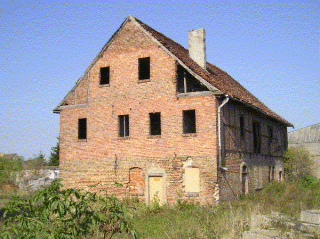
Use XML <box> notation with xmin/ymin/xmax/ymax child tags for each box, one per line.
<box><xmin>145</xmin><ymin>167</ymin><xmax>167</xmax><ymax>205</ymax></box>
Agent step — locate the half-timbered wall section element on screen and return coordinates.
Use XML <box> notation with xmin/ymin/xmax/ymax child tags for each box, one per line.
<box><xmin>218</xmin><ymin>100</ymin><xmax>287</xmax><ymax>200</ymax></box>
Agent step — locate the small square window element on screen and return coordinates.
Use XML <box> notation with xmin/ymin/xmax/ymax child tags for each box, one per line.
<box><xmin>183</xmin><ymin>110</ymin><xmax>196</xmax><ymax>134</ymax></box>
<box><xmin>139</xmin><ymin>57</ymin><xmax>150</xmax><ymax>80</ymax></box>
<box><xmin>78</xmin><ymin>118</ymin><xmax>87</xmax><ymax>140</ymax></box>
<box><xmin>150</xmin><ymin>112</ymin><xmax>161</xmax><ymax>135</ymax></box>
<box><xmin>119</xmin><ymin>115</ymin><xmax>129</xmax><ymax>137</ymax></box>
<box><xmin>100</xmin><ymin>67</ymin><xmax>110</xmax><ymax>85</ymax></box>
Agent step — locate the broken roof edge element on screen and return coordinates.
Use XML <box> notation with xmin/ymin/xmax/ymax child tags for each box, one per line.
<box><xmin>53</xmin><ymin>15</ymin><xmax>222</xmax><ymax>113</ymax></box>
<box><xmin>53</xmin><ymin>15</ymin><xmax>293</xmax><ymax>128</ymax></box>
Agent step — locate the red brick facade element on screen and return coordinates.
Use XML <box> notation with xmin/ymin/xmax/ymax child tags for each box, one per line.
<box><xmin>54</xmin><ymin>16</ymin><xmax>291</xmax><ymax>204</ymax></box>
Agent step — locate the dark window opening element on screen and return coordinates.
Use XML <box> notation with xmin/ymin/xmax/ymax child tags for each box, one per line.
<box><xmin>150</xmin><ymin>112</ymin><xmax>161</xmax><ymax>135</ymax></box>
<box><xmin>267</xmin><ymin>126</ymin><xmax>273</xmax><ymax>153</ymax></box>
<box><xmin>100</xmin><ymin>67</ymin><xmax>110</xmax><ymax>85</ymax></box>
<box><xmin>139</xmin><ymin>57</ymin><xmax>150</xmax><ymax>80</ymax></box>
<box><xmin>183</xmin><ymin>110</ymin><xmax>196</xmax><ymax>134</ymax></box>
<box><xmin>119</xmin><ymin>115</ymin><xmax>129</xmax><ymax>137</ymax></box>
<box><xmin>78</xmin><ymin>118</ymin><xmax>87</xmax><ymax>140</ymax></box>
<box><xmin>177</xmin><ymin>65</ymin><xmax>208</xmax><ymax>93</ymax></box>
<box><xmin>240</xmin><ymin>116</ymin><xmax>245</xmax><ymax>139</ymax></box>
<box><xmin>253</xmin><ymin>121</ymin><xmax>261</xmax><ymax>153</ymax></box>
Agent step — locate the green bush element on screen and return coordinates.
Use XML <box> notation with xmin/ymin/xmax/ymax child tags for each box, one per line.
<box><xmin>0</xmin><ymin>157</ymin><xmax>23</xmax><ymax>185</ymax></box>
<box><xmin>283</xmin><ymin>146</ymin><xmax>314</xmax><ymax>179</ymax></box>
<box><xmin>1</xmin><ymin>181</ymin><xmax>137</xmax><ymax>239</ymax></box>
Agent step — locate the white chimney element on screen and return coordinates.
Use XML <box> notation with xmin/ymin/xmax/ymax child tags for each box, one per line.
<box><xmin>188</xmin><ymin>28</ymin><xmax>206</xmax><ymax>69</ymax></box>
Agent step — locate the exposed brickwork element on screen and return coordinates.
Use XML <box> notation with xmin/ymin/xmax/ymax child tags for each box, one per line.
<box><xmin>59</xmin><ymin>20</ymin><xmax>219</xmax><ymax>204</ymax></box>
<box><xmin>56</xmin><ymin>16</ymin><xmax>290</xmax><ymax>204</ymax></box>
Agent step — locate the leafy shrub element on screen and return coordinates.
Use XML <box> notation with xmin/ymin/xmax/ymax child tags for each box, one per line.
<box><xmin>1</xmin><ymin>181</ymin><xmax>137</xmax><ymax>239</ymax></box>
<box><xmin>299</xmin><ymin>174</ymin><xmax>320</xmax><ymax>191</ymax></box>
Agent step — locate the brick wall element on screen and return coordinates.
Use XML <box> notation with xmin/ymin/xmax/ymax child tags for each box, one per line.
<box><xmin>59</xmin><ymin>20</ymin><xmax>219</xmax><ymax>204</ymax></box>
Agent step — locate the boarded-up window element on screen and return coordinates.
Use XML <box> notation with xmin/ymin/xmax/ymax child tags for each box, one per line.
<box><xmin>139</xmin><ymin>57</ymin><xmax>150</xmax><ymax>80</ymax></box>
<box><xmin>78</xmin><ymin>118</ymin><xmax>87</xmax><ymax>140</ymax></box>
<box><xmin>129</xmin><ymin>168</ymin><xmax>144</xmax><ymax>195</ymax></box>
<box><xmin>100</xmin><ymin>67</ymin><xmax>110</xmax><ymax>85</ymax></box>
<box><xmin>185</xmin><ymin>167</ymin><xmax>200</xmax><ymax>193</ymax></box>
<box><xmin>183</xmin><ymin>110</ymin><xmax>196</xmax><ymax>134</ymax></box>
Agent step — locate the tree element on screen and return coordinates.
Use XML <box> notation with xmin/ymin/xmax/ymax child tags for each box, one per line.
<box><xmin>283</xmin><ymin>146</ymin><xmax>314</xmax><ymax>179</ymax></box>
<box><xmin>48</xmin><ymin>139</ymin><xmax>59</xmax><ymax>166</ymax></box>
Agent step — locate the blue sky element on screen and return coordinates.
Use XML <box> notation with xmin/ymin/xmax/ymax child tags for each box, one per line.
<box><xmin>1</xmin><ymin>0</ymin><xmax>319</xmax><ymax>159</ymax></box>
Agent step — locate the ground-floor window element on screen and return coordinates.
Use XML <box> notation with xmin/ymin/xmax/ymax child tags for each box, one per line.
<box><xmin>184</xmin><ymin>167</ymin><xmax>200</xmax><ymax>195</ymax></box>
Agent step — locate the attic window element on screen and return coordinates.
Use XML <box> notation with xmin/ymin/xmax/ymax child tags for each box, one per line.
<box><xmin>183</xmin><ymin>110</ymin><xmax>196</xmax><ymax>134</ymax></box>
<box><xmin>100</xmin><ymin>67</ymin><xmax>110</xmax><ymax>85</ymax></box>
<box><xmin>150</xmin><ymin>112</ymin><xmax>161</xmax><ymax>135</ymax></box>
<box><xmin>78</xmin><ymin>118</ymin><xmax>87</xmax><ymax>140</ymax></box>
<box><xmin>177</xmin><ymin>65</ymin><xmax>208</xmax><ymax>93</ymax></box>
<box><xmin>139</xmin><ymin>57</ymin><xmax>150</xmax><ymax>80</ymax></box>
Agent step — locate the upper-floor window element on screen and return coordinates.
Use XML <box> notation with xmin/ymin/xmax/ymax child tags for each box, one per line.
<box><xmin>78</xmin><ymin>118</ymin><xmax>87</xmax><ymax>140</ymax></box>
<box><xmin>149</xmin><ymin>112</ymin><xmax>161</xmax><ymax>135</ymax></box>
<box><xmin>177</xmin><ymin>64</ymin><xmax>208</xmax><ymax>93</ymax></box>
<box><xmin>267</xmin><ymin>126</ymin><xmax>273</xmax><ymax>153</ymax></box>
<box><xmin>139</xmin><ymin>57</ymin><xmax>150</xmax><ymax>80</ymax></box>
<box><xmin>119</xmin><ymin>115</ymin><xmax>129</xmax><ymax>137</ymax></box>
<box><xmin>100</xmin><ymin>67</ymin><xmax>110</xmax><ymax>85</ymax></box>
<box><xmin>240</xmin><ymin>115</ymin><xmax>245</xmax><ymax>139</ymax></box>
<box><xmin>252</xmin><ymin>121</ymin><xmax>261</xmax><ymax>153</ymax></box>
<box><xmin>183</xmin><ymin>110</ymin><xmax>196</xmax><ymax>134</ymax></box>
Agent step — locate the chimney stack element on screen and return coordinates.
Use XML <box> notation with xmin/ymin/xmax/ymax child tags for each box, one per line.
<box><xmin>188</xmin><ymin>28</ymin><xmax>206</xmax><ymax>69</ymax></box>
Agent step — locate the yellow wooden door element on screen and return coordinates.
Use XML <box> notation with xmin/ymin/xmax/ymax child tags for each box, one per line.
<box><xmin>149</xmin><ymin>176</ymin><xmax>163</xmax><ymax>205</ymax></box>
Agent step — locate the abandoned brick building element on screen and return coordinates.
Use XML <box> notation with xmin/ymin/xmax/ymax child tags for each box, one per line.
<box><xmin>54</xmin><ymin>15</ymin><xmax>293</xmax><ymax>204</ymax></box>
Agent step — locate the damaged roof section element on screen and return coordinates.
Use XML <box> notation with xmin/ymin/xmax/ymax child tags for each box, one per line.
<box><xmin>54</xmin><ymin>15</ymin><xmax>292</xmax><ymax>127</ymax></box>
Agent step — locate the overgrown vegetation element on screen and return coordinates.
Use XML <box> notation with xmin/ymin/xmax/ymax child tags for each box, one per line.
<box><xmin>0</xmin><ymin>156</ymin><xmax>22</xmax><ymax>185</ymax></box>
<box><xmin>1</xmin><ymin>146</ymin><xmax>319</xmax><ymax>238</ymax></box>
<box><xmin>1</xmin><ymin>181</ymin><xmax>136</xmax><ymax>239</ymax></box>
<box><xmin>283</xmin><ymin>145</ymin><xmax>315</xmax><ymax>179</ymax></box>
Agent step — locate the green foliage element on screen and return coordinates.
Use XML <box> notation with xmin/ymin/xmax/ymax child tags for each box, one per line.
<box><xmin>299</xmin><ymin>174</ymin><xmax>320</xmax><ymax>191</ymax></box>
<box><xmin>0</xmin><ymin>156</ymin><xmax>23</xmax><ymax>185</ymax></box>
<box><xmin>283</xmin><ymin>146</ymin><xmax>314</xmax><ymax>179</ymax></box>
<box><xmin>48</xmin><ymin>139</ymin><xmax>59</xmax><ymax>166</ymax></box>
<box><xmin>23</xmin><ymin>152</ymin><xmax>47</xmax><ymax>170</ymax></box>
<box><xmin>1</xmin><ymin>181</ymin><xmax>137</xmax><ymax>239</ymax></box>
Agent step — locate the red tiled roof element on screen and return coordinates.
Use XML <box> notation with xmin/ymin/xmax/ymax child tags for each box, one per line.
<box><xmin>135</xmin><ymin>17</ymin><xmax>292</xmax><ymax>127</ymax></box>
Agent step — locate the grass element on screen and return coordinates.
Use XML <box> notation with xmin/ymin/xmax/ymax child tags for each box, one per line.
<box><xmin>1</xmin><ymin>177</ymin><xmax>320</xmax><ymax>238</ymax></box>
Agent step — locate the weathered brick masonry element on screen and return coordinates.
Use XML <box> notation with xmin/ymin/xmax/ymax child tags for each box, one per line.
<box><xmin>54</xmin><ymin>15</ymin><xmax>292</xmax><ymax>204</ymax></box>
